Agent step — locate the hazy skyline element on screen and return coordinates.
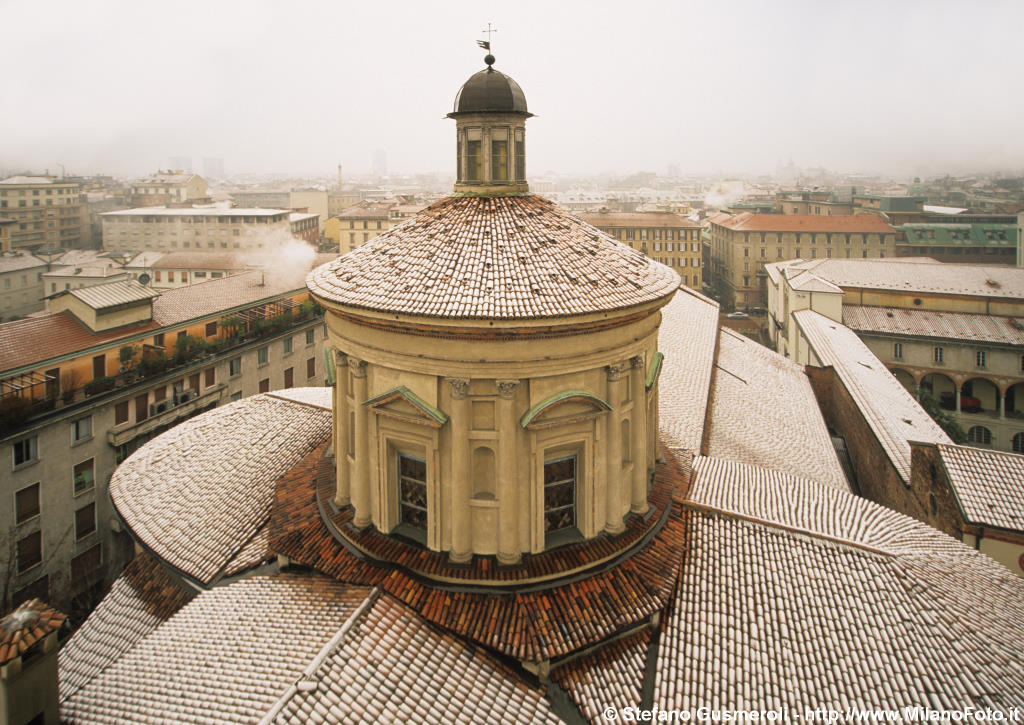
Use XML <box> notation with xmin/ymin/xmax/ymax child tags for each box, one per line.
<box><xmin>3</xmin><ymin>0</ymin><xmax>1023</xmax><ymax>180</ymax></box>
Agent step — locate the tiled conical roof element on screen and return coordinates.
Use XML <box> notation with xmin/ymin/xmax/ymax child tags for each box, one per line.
<box><xmin>307</xmin><ymin>195</ymin><xmax>680</xmax><ymax>319</ymax></box>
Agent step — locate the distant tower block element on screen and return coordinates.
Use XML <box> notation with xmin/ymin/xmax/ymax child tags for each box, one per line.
<box><xmin>372</xmin><ymin>150</ymin><xmax>387</xmax><ymax>178</ymax></box>
<box><xmin>337</xmin><ymin>164</ymin><xmax>343</xmax><ymax>192</ymax></box>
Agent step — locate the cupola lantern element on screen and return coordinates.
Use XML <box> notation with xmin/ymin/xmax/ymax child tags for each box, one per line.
<box><xmin>448</xmin><ymin>54</ymin><xmax>532</xmax><ymax>195</ymax></box>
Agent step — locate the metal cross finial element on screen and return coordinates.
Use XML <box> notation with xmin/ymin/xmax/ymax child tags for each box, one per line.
<box><xmin>481</xmin><ymin>22</ymin><xmax>497</xmax><ymax>49</ymax></box>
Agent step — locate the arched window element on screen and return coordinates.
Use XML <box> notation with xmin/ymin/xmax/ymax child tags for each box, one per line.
<box><xmin>967</xmin><ymin>426</ymin><xmax>992</xmax><ymax>446</ymax></box>
<box><xmin>1013</xmin><ymin>432</ymin><xmax>1024</xmax><ymax>453</ymax></box>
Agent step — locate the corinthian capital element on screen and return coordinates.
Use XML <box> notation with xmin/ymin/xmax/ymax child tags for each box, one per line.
<box><xmin>606</xmin><ymin>362</ymin><xmax>630</xmax><ymax>381</ymax></box>
<box><xmin>446</xmin><ymin>377</ymin><xmax>470</xmax><ymax>400</ymax></box>
<box><xmin>496</xmin><ymin>379</ymin><xmax>520</xmax><ymax>399</ymax></box>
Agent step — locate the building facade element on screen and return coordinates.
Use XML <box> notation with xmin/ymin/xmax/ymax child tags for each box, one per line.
<box><xmin>768</xmin><ymin>258</ymin><xmax>1024</xmax><ymax>454</ymax></box>
<box><xmin>126</xmin><ymin>173</ymin><xmax>208</xmax><ymax>208</ymax></box>
<box><xmin>324</xmin><ymin>201</ymin><xmax>426</xmax><ymax>253</ymax></box>
<box><xmin>0</xmin><ymin>253</ymin><xmax>47</xmax><ymax>321</ymax></box>
<box><xmin>575</xmin><ymin>211</ymin><xmax>703</xmax><ymax>290</ymax></box>
<box><xmin>288</xmin><ymin>212</ymin><xmax>320</xmax><ymax>243</ymax></box>
<box><xmin>101</xmin><ymin>208</ymin><xmax>302</xmax><ymax>253</ymax></box>
<box><xmin>0</xmin><ymin>272</ymin><xmax>329</xmax><ymax>615</ymax></box>
<box><xmin>0</xmin><ymin>177</ymin><xmax>86</xmax><ymax>251</ymax></box>
<box><xmin>709</xmin><ymin>212</ymin><xmax>897</xmax><ymax>309</ymax></box>
<box><xmin>896</xmin><ymin>222</ymin><xmax>1018</xmax><ymax>265</ymax></box>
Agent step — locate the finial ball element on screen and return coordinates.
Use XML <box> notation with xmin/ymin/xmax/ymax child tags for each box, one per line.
<box><xmin>484</xmin><ymin>54</ymin><xmax>495</xmax><ymax>67</ymax></box>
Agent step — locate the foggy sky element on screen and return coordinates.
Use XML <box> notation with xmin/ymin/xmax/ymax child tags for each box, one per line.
<box><xmin>3</xmin><ymin>0</ymin><xmax>1023</xmax><ymax>179</ymax></box>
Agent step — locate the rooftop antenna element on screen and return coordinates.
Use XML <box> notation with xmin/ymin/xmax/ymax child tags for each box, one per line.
<box><xmin>478</xmin><ymin>22</ymin><xmax>497</xmax><ymax>66</ymax></box>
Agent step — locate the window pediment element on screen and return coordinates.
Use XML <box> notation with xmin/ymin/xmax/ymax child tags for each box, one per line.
<box><xmin>520</xmin><ymin>391</ymin><xmax>611</xmax><ymax>431</ymax></box>
<box><xmin>364</xmin><ymin>386</ymin><xmax>448</xmax><ymax>428</ymax></box>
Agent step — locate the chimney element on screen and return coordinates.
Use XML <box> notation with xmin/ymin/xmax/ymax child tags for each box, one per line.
<box><xmin>0</xmin><ymin>599</ymin><xmax>66</xmax><ymax>725</ymax></box>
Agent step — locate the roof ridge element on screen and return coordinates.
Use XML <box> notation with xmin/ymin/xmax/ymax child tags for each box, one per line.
<box><xmin>681</xmin><ymin>499</ymin><xmax>892</xmax><ymax>557</ymax></box>
<box><xmin>258</xmin><ymin>588</ymin><xmax>381</xmax><ymax>725</ymax></box>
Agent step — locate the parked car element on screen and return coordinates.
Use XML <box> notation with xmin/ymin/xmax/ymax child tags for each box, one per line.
<box><xmin>940</xmin><ymin>392</ymin><xmax>982</xmax><ymax>413</ymax></box>
<box><xmin>726</xmin><ymin>311</ymin><xmax>749</xmax><ymax>320</ymax></box>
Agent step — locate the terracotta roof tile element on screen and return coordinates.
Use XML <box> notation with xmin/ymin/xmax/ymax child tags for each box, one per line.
<box><xmin>705</xmin><ymin>328</ymin><xmax>850</xmax><ymax>491</ymax></box>
<box><xmin>110</xmin><ymin>394</ymin><xmax>331</xmax><ymax>584</ymax></box>
<box><xmin>0</xmin><ymin>312</ymin><xmax>158</xmax><ymax>373</ymax></box>
<box><xmin>308</xmin><ymin>195</ymin><xmax>679</xmax><ymax>320</ymax></box>
<box><xmin>150</xmin><ymin>252</ymin><xmax>245</xmax><ymax>270</ymax></box>
<box><xmin>844</xmin><ymin>305</ymin><xmax>1024</xmax><ymax>346</ymax></box>
<box><xmin>656</xmin><ymin>457</ymin><xmax>1024</xmax><ymax>709</ymax></box>
<box><xmin>938</xmin><ymin>443</ymin><xmax>1024</xmax><ymax>532</ymax></box>
<box><xmin>278</xmin><ymin>594</ymin><xmax>562</xmax><ymax>724</ymax></box>
<box><xmin>794</xmin><ymin>309</ymin><xmax>950</xmax><ymax>484</ymax></box>
<box><xmin>0</xmin><ymin>598</ymin><xmax>65</xmax><ymax>666</ymax></box>
<box><xmin>60</xmin><ymin>574</ymin><xmax>374</xmax><ymax>724</ymax></box>
<box><xmin>151</xmin><ymin>269</ymin><xmax>308</xmax><ymax>327</ymax></box>
<box><xmin>779</xmin><ymin>257</ymin><xmax>1024</xmax><ymax>300</ymax></box>
<box><xmin>576</xmin><ymin>211</ymin><xmax>701</xmax><ymax>228</ymax></box>
<box><xmin>712</xmin><ymin>212</ymin><xmax>896</xmax><ymax>234</ymax></box>
<box><xmin>270</xmin><ymin>444</ymin><xmax>689</xmax><ymax>663</ymax></box>
<box><xmin>657</xmin><ymin>289</ymin><xmax>720</xmax><ymax>454</ymax></box>
<box><xmin>552</xmin><ymin>629</ymin><xmax>650</xmax><ymax>723</ymax></box>
<box><xmin>58</xmin><ymin>551</ymin><xmax>193</xmax><ymax>703</ymax></box>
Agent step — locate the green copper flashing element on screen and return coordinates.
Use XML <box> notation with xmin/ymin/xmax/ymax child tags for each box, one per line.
<box><xmin>363</xmin><ymin>386</ymin><xmax>449</xmax><ymax>425</ymax></box>
<box><xmin>323</xmin><ymin>348</ymin><xmax>336</xmax><ymax>386</ymax></box>
<box><xmin>520</xmin><ymin>390</ymin><xmax>611</xmax><ymax>429</ymax></box>
<box><xmin>646</xmin><ymin>352</ymin><xmax>664</xmax><ymax>390</ymax></box>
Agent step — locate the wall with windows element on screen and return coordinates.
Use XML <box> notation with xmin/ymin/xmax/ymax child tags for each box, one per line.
<box><xmin>860</xmin><ymin>334</ymin><xmax>1024</xmax><ymax>454</ymax></box>
<box><xmin>324</xmin><ymin>301</ymin><xmax>667</xmax><ymax>566</ymax></box>
<box><xmin>100</xmin><ymin>211</ymin><xmax>294</xmax><ymax>254</ymax></box>
<box><xmin>0</xmin><ymin>180</ymin><xmax>85</xmax><ymax>250</ymax></box>
<box><xmin>0</xmin><ymin>316</ymin><xmax>328</xmax><ymax>613</ymax></box>
<box><xmin>580</xmin><ymin>219</ymin><xmax>703</xmax><ymax>291</ymax></box>
<box><xmin>710</xmin><ymin>220</ymin><xmax>896</xmax><ymax>310</ymax></box>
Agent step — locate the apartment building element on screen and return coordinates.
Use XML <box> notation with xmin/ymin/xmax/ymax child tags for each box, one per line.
<box><xmin>0</xmin><ymin>176</ymin><xmax>86</xmax><ymax>251</ymax></box>
<box><xmin>289</xmin><ymin>211</ymin><xmax>320</xmax><ymax>244</ymax></box>
<box><xmin>126</xmin><ymin>172</ymin><xmax>208</xmax><ymax>208</ymax></box>
<box><xmin>574</xmin><ymin>210</ymin><xmax>704</xmax><ymax>290</ymax></box>
<box><xmin>896</xmin><ymin>222</ymin><xmax>1018</xmax><ymax>265</ymax></box>
<box><xmin>147</xmin><ymin>252</ymin><xmax>246</xmax><ymax>289</ymax></box>
<box><xmin>101</xmin><ymin>207</ymin><xmax>304</xmax><ymax>253</ymax></box>
<box><xmin>709</xmin><ymin>212</ymin><xmax>897</xmax><ymax>309</ymax></box>
<box><xmin>325</xmin><ymin>201</ymin><xmax>426</xmax><ymax>253</ymax></box>
<box><xmin>767</xmin><ymin>257</ymin><xmax>1024</xmax><ymax>453</ymax></box>
<box><xmin>0</xmin><ymin>218</ymin><xmax>14</xmax><ymax>253</ymax></box>
<box><xmin>0</xmin><ymin>252</ymin><xmax>47</xmax><ymax>321</ymax></box>
<box><xmin>0</xmin><ymin>270</ymin><xmax>330</xmax><ymax>615</ymax></box>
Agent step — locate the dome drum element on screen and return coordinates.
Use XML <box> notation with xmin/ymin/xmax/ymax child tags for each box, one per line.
<box><xmin>326</xmin><ymin>307</ymin><xmax>667</xmax><ymax>565</ymax></box>
<box><xmin>453</xmin><ymin>113</ymin><xmax>529</xmax><ymax>195</ymax></box>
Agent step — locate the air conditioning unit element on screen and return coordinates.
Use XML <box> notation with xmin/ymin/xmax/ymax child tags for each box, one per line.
<box><xmin>155</xmin><ymin>401</ymin><xmax>168</xmax><ymax>414</ymax></box>
<box><xmin>149</xmin><ymin>403</ymin><xmax>157</xmax><ymax>416</ymax></box>
<box><xmin>179</xmin><ymin>391</ymin><xmax>193</xmax><ymax>404</ymax></box>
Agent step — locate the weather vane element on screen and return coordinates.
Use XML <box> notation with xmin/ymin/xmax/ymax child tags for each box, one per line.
<box><xmin>477</xmin><ymin>22</ymin><xmax>497</xmax><ymax>52</ymax></box>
